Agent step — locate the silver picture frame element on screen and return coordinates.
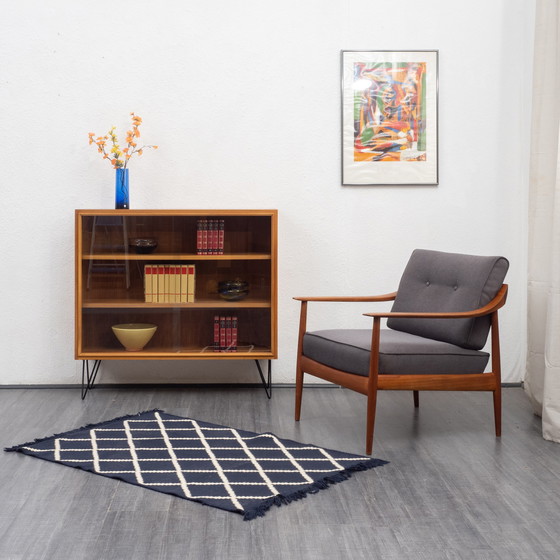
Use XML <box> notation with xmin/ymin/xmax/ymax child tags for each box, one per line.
<box><xmin>341</xmin><ymin>50</ymin><xmax>439</xmax><ymax>186</ymax></box>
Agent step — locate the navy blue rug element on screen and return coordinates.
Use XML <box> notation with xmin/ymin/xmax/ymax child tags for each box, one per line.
<box><xmin>5</xmin><ymin>409</ymin><xmax>387</xmax><ymax>520</ymax></box>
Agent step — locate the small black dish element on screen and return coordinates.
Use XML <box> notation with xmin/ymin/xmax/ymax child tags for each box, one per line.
<box><xmin>218</xmin><ymin>280</ymin><xmax>249</xmax><ymax>301</ymax></box>
<box><xmin>129</xmin><ymin>238</ymin><xmax>158</xmax><ymax>254</ymax></box>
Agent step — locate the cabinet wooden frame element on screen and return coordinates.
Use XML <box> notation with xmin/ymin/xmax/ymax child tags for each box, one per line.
<box><xmin>75</xmin><ymin>209</ymin><xmax>278</xmax><ymax>361</ymax></box>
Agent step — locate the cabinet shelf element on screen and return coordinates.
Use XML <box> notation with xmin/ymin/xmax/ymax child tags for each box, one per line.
<box><xmin>82</xmin><ymin>298</ymin><xmax>272</xmax><ymax>309</ymax></box>
<box><xmin>79</xmin><ymin>346</ymin><xmax>274</xmax><ymax>360</ymax></box>
<box><xmin>82</xmin><ymin>253</ymin><xmax>272</xmax><ymax>261</ymax></box>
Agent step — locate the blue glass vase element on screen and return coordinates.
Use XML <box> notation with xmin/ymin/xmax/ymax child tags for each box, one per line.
<box><xmin>115</xmin><ymin>168</ymin><xmax>129</xmax><ymax>209</ymax></box>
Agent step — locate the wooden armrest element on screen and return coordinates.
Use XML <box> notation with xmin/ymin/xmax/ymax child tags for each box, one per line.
<box><xmin>293</xmin><ymin>292</ymin><xmax>397</xmax><ymax>303</ymax></box>
<box><xmin>363</xmin><ymin>285</ymin><xmax>508</xmax><ymax>319</ymax></box>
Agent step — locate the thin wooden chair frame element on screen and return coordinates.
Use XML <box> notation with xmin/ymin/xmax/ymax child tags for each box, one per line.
<box><xmin>294</xmin><ymin>284</ymin><xmax>508</xmax><ymax>455</ymax></box>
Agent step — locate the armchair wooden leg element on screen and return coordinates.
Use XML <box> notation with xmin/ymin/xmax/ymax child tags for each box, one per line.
<box><xmin>295</xmin><ymin>301</ymin><xmax>307</xmax><ymax>422</ymax></box>
<box><xmin>295</xmin><ymin>367</ymin><xmax>304</xmax><ymax>421</ymax></box>
<box><xmin>490</xmin><ymin>311</ymin><xmax>502</xmax><ymax>437</ymax></box>
<box><xmin>366</xmin><ymin>316</ymin><xmax>381</xmax><ymax>455</ymax></box>
<box><xmin>366</xmin><ymin>389</ymin><xmax>378</xmax><ymax>455</ymax></box>
<box><xmin>413</xmin><ymin>390</ymin><xmax>419</xmax><ymax>408</ymax></box>
<box><xmin>493</xmin><ymin>386</ymin><xmax>502</xmax><ymax>437</ymax></box>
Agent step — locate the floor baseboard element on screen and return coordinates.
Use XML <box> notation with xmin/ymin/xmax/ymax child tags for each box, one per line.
<box><xmin>0</xmin><ymin>382</ymin><xmax>523</xmax><ymax>389</ymax></box>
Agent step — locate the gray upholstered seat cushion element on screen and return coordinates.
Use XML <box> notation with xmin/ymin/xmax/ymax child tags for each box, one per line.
<box><xmin>387</xmin><ymin>249</ymin><xmax>509</xmax><ymax>350</ymax></box>
<box><xmin>303</xmin><ymin>329</ymin><xmax>490</xmax><ymax>377</ymax></box>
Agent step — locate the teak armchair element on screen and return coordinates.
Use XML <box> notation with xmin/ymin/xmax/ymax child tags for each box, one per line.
<box><xmin>294</xmin><ymin>249</ymin><xmax>509</xmax><ymax>454</ymax></box>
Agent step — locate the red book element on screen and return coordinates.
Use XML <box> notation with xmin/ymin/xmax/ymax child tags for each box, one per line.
<box><xmin>202</xmin><ymin>219</ymin><xmax>208</xmax><ymax>254</ymax></box>
<box><xmin>225</xmin><ymin>316</ymin><xmax>232</xmax><ymax>352</ymax></box>
<box><xmin>219</xmin><ymin>316</ymin><xmax>226</xmax><ymax>352</ymax></box>
<box><xmin>207</xmin><ymin>219</ymin><xmax>214</xmax><ymax>255</ymax></box>
<box><xmin>231</xmin><ymin>316</ymin><xmax>238</xmax><ymax>352</ymax></box>
<box><xmin>212</xmin><ymin>219</ymin><xmax>219</xmax><ymax>255</ymax></box>
<box><xmin>218</xmin><ymin>219</ymin><xmax>225</xmax><ymax>254</ymax></box>
<box><xmin>213</xmin><ymin>315</ymin><xmax>220</xmax><ymax>352</ymax></box>
<box><xmin>196</xmin><ymin>219</ymin><xmax>203</xmax><ymax>255</ymax></box>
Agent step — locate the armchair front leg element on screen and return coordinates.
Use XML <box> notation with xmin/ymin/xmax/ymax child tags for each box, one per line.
<box><xmin>295</xmin><ymin>300</ymin><xmax>308</xmax><ymax>421</ymax></box>
<box><xmin>366</xmin><ymin>317</ymin><xmax>381</xmax><ymax>455</ymax></box>
<box><xmin>292</xmin><ymin>292</ymin><xmax>397</xmax><ymax>431</ymax></box>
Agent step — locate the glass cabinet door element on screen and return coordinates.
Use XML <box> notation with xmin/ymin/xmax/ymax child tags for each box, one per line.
<box><xmin>76</xmin><ymin>210</ymin><xmax>277</xmax><ymax>359</ymax></box>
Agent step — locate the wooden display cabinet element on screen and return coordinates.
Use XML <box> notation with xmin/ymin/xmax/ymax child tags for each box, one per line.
<box><xmin>75</xmin><ymin>209</ymin><xmax>277</xmax><ymax>398</ymax></box>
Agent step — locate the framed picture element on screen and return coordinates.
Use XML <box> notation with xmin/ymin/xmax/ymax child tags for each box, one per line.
<box><xmin>341</xmin><ymin>50</ymin><xmax>439</xmax><ymax>185</ymax></box>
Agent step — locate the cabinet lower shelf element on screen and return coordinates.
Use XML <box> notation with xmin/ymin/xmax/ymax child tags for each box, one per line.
<box><xmin>77</xmin><ymin>346</ymin><xmax>275</xmax><ymax>360</ymax></box>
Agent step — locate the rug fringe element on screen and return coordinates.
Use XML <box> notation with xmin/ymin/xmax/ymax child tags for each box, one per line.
<box><xmin>4</xmin><ymin>409</ymin><xmax>165</xmax><ymax>452</ymax></box>
<box><xmin>242</xmin><ymin>458</ymin><xmax>389</xmax><ymax>521</ymax></box>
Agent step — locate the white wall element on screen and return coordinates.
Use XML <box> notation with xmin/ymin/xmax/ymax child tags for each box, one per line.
<box><xmin>0</xmin><ymin>0</ymin><xmax>534</xmax><ymax>385</ymax></box>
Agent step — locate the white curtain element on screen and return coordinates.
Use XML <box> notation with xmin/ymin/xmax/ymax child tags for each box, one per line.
<box><xmin>526</xmin><ymin>0</ymin><xmax>560</xmax><ymax>443</ymax></box>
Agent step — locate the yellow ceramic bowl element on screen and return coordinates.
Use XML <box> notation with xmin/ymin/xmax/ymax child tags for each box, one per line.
<box><xmin>111</xmin><ymin>323</ymin><xmax>157</xmax><ymax>352</ymax></box>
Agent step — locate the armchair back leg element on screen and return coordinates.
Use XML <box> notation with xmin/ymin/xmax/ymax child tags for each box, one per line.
<box><xmin>493</xmin><ymin>388</ymin><xmax>502</xmax><ymax>437</ymax></box>
<box><xmin>366</xmin><ymin>388</ymin><xmax>378</xmax><ymax>456</ymax></box>
<box><xmin>295</xmin><ymin>368</ymin><xmax>304</xmax><ymax>421</ymax></box>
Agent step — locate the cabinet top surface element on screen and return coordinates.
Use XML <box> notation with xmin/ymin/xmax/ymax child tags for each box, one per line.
<box><xmin>76</xmin><ymin>209</ymin><xmax>278</xmax><ymax>216</ymax></box>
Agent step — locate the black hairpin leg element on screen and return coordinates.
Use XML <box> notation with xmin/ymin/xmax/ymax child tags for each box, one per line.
<box><xmin>81</xmin><ymin>360</ymin><xmax>101</xmax><ymax>400</ymax></box>
<box><xmin>254</xmin><ymin>360</ymin><xmax>272</xmax><ymax>399</ymax></box>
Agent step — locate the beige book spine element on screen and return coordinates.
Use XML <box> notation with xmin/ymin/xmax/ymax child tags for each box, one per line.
<box><xmin>157</xmin><ymin>265</ymin><xmax>165</xmax><ymax>303</ymax></box>
<box><xmin>180</xmin><ymin>265</ymin><xmax>188</xmax><ymax>303</ymax></box>
<box><xmin>173</xmin><ymin>265</ymin><xmax>181</xmax><ymax>303</ymax></box>
<box><xmin>144</xmin><ymin>265</ymin><xmax>153</xmax><ymax>303</ymax></box>
<box><xmin>165</xmin><ymin>265</ymin><xmax>171</xmax><ymax>303</ymax></box>
<box><xmin>187</xmin><ymin>264</ymin><xmax>196</xmax><ymax>303</ymax></box>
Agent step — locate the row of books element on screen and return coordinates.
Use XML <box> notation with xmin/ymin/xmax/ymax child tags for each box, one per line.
<box><xmin>213</xmin><ymin>315</ymin><xmax>238</xmax><ymax>352</ymax></box>
<box><xmin>144</xmin><ymin>264</ymin><xmax>195</xmax><ymax>303</ymax></box>
<box><xmin>197</xmin><ymin>219</ymin><xmax>225</xmax><ymax>255</ymax></box>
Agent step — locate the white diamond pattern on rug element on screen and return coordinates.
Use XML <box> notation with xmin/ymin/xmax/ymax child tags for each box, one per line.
<box><xmin>5</xmin><ymin>410</ymin><xmax>387</xmax><ymax>520</ymax></box>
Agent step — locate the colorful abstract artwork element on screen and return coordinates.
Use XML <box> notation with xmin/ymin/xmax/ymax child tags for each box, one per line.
<box><xmin>353</xmin><ymin>62</ymin><xmax>426</xmax><ymax>162</ymax></box>
<box><xmin>342</xmin><ymin>51</ymin><xmax>438</xmax><ymax>185</ymax></box>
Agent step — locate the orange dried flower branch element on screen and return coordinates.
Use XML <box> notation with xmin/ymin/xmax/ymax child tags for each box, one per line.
<box><xmin>88</xmin><ymin>112</ymin><xmax>158</xmax><ymax>169</ymax></box>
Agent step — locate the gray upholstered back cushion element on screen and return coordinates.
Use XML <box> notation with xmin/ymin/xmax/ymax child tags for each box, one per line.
<box><xmin>387</xmin><ymin>249</ymin><xmax>509</xmax><ymax>350</ymax></box>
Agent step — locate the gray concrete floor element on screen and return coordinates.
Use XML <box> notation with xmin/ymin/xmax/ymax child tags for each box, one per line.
<box><xmin>1</xmin><ymin>386</ymin><xmax>558</xmax><ymax>560</ymax></box>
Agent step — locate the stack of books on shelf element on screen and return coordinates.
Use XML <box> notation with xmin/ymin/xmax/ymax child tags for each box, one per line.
<box><xmin>213</xmin><ymin>315</ymin><xmax>238</xmax><ymax>352</ymax></box>
<box><xmin>197</xmin><ymin>219</ymin><xmax>225</xmax><ymax>255</ymax></box>
<box><xmin>144</xmin><ymin>264</ymin><xmax>195</xmax><ymax>303</ymax></box>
